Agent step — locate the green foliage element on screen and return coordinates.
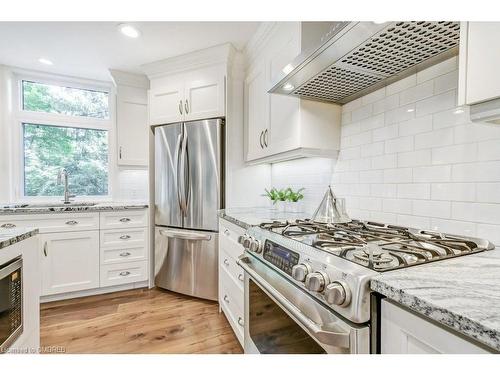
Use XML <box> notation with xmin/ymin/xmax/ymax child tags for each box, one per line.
<box><xmin>23</xmin><ymin>81</ymin><xmax>109</xmax><ymax>119</ymax></box>
<box><xmin>23</xmin><ymin>123</ymin><xmax>108</xmax><ymax>197</ymax></box>
<box><xmin>262</xmin><ymin>187</ymin><xmax>305</xmax><ymax>203</ymax></box>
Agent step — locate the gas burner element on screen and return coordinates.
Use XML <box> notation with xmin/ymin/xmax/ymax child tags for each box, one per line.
<box><xmin>350</xmin><ymin>247</ymin><xmax>400</xmax><ymax>270</ymax></box>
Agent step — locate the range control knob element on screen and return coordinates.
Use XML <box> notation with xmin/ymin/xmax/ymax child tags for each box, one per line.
<box><xmin>237</xmin><ymin>235</ymin><xmax>247</xmax><ymax>245</ymax></box>
<box><xmin>304</xmin><ymin>271</ymin><xmax>330</xmax><ymax>293</ymax></box>
<box><xmin>249</xmin><ymin>239</ymin><xmax>262</xmax><ymax>253</ymax></box>
<box><xmin>324</xmin><ymin>281</ymin><xmax>351</xmax><ymax>307</ymax></box>
<box><xmin>291</xmin><ymin>263</ymin><xmax>312</xmax><ymax>282</ymax></box>
<box><xmin>241</xmin><ymin>236</ymin><xmax>252</xmax><ymax>250</ymax></box>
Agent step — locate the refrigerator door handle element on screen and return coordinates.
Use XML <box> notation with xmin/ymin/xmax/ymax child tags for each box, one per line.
<box><xmin>178</xmin><ymin>124</ymin><xmax>189</xmax><ymax>216</ymax></box>
<box><xmin>159</xmin><ymin>229</ymin><xmax>212</xmax><ymax>241</ymax></box>
<box><xmin>175</xmin><ymin>132</ymin><xmax>184</xmax><ymax>215</ymax></box>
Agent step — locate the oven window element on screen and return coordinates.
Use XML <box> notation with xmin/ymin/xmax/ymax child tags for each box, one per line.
<box><xmin>248</xmin><ymin>279</ymin><xmax>326</xmax><ymax>354</ymax></box>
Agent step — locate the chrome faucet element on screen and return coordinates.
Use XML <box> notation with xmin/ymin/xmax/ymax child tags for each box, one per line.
<box><xmin>57</xmin><ymin>169</ymin><xmax>76</xmax><ymax>204</ymax></box>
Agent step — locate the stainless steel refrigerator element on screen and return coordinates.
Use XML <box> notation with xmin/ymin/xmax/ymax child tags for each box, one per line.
<box><xmin>154</xmin><ymin>118</ymin><xmax>224</xmax><ymax>301</ymax></box>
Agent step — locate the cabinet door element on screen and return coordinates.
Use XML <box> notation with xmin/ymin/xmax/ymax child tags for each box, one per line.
<box><xmin>40</xmin><ymin>231</ymin><xmax>100</xmax><ymax>296</ymax></box>
<box><xmin>183</xmin><ymin>65</ymin><xmax>225</xmax><ymax>121</ymax></box>
<box><xmin>267</xmin><ymin>23</ymin><xmax>301</xmax><ymax>154</ymax></box>
<box><xmin>464</xmin><ymin>22</ymin><xmax>500</xmax><ymax>104</ymax></box>
<box><xmin>245</xmin><ymin>62</ymin><xmax>269</xmax><ymax>161</ymax></box>
<box><xmin>149</xmin><ymin>75</ymin><xmax>185</xmax><ymax>125</ymax></box>
<box><xmin>117</xmin><ymin>85</ymin><xmax>149</xmax><ymax>166</ymax></box>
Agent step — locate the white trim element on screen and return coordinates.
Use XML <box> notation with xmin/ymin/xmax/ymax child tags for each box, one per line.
<box><xmin>9</xmin><ymin>69</ymin><xmax>116</xmax><ymax>202</ymax></box>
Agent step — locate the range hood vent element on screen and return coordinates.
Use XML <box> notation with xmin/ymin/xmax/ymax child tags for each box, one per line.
<box><xmin>269</xmin><ymin>21</ymin><xmax>461</xmax><ymax>104</ymax></box>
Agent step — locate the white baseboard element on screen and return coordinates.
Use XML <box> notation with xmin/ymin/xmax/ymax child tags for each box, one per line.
<box><xmin>40</xmin><ymin>280</ymin><xmax>151</xmax><ymax>303</ymax></box>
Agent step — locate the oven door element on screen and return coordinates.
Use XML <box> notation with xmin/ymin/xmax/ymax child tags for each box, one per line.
<box><xmin>238</xmin><ymin>254</ymin><xmax>370</xmax><ymax>354</ymax></box>
<box><xmin>0</xmin><ymin>257</ymin><xmax>23</xmax><ymax>353</ymax></box>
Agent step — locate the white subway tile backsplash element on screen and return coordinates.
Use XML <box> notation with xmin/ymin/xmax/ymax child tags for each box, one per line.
<box><xmin>413</xmin><ymin>165</ymin><xmax>451</xmax><ymax>182</ymax></box>
<box><xmin>383</xmin><ymin>199</ymin><xmax>412</xmax><ymax>214</ymax></box>
<box><xmin>370</xmin><ymin>184</ymin><xmax>397</xmax><ymax>198</ymax></box>
<box><xmin>360</xmin><ymin>113</ymin><xmax>385</xmax><ymax>131</ymax></box>
<box><xmin>397</xmin><ymin>150</ymin><xmax>432</xmax><ymax>167</ymax></box>
<box><xmin>477</xmin><ymin>140</ymin><xmax>500</xmax><ymax>161</ymax></box>
<box><xmin>340</xmin><ymin>146</ymin><xmax>361</xmax><ymax>160</ymax></box>
<box><xmin>373</xmin><ymin>124</ymin><xmax>398</xmax><ymax>142</ymax></box>
<box><xmin>385</xmin><ymin>136</ymin><xmax>414</xmax><ymax>154</ymax></box>
<box><xmin>454</xmin><ymin>123</ymin><xmax>500</xmax><ymax>144</ymax></box>
<box><xmin>373</xmin><ymin>94</ymin><xmax>399</xmax><ymax>115</ymax></box>
<box><xmin>383</xmin><ymin>168</ymin><xmax>413</xmax><ymax>183</ymax></box>
<box><xmin>430</xmin><ymin>218</ymin><xmax>476</xmax><ymax>237</ymax></box>
<box><xmin>476</xmin><ymin>183</ymin><xmax>500</xmax><ymax>203</ymax></box>
<box><xmin>359</xmin><ymin>170</ymin><xmax>384</xmax><ymax>183</ymax></box>
<box><xmin>341</xmin><ymin>112</ymin><xmax>352</xmax><ymax>126</ymax></box>
<box><xmin>385</xmin><ymin>103</ymin><xmax>416</xmax><ymax>125</ymax></box>
<box><xmin>360</xmin><ymin>141</ymin><xmax>384</xmax><ymax>157</ymax></box>
<box><xmin>398</xmin><ymin>116</ymin><xmax>433</xmax><ymax>137</ymax></box>
<box><xmin>361</xmin><ymin>87</ymin><xmax>386</xmax><ymax>105</ymax></box>
<box><xmin>452</xmin><ymin>161</ymin><xmax>500</xmax><ymax>182</ymax></box>
<box><xmin>372</xmin><ymin>154</ymin><xmax>397</xmax><ymax>170</ymax></box>
<box><xmin>412</xmin><ymin>200</ymin><xmax>451</xmax><ymax>219</ymax></box>
<box><xmin>397</xmin><ymin>183</ymin><xmax>430</xmax><ymax>199</ymax></box>
<box><xmin>386</xmin><ymin>74</ymin><xmax>416</xmax><ymax>96</ymax></box>
<box><xmin>431</xmin><ymin>183</ymin><xmax>476</xmax><ymax>202</ymax></box>
<box><xmin>433</xmin><ymin>70</ymin><xmax>458</xmax><ymax>94</ymax></box>
<box><xmin>341</xmin><ymin>122</ymin><xmax>361</xmax><ymax>137</ymax></box>
<box><xmin>397</xmin><ymin>214</ymin><xmax>431</xmax><ymax>229</ymax></box>
<box><xmin>452</xmin><ymin>202</ymin><xmax>500</xmax><ymax>224</ymax></box>
<box><xmin>342</xmin><ymin>97</ymin><xmax>362</xmax><ymax>113</ymax></box>
<box><xmin>399</xmin><ymin>80</ymin><xmax>434</xmax><ymax>105</ymax></box>
<box><xmin>359</xmin><ymin>197</ymin><xmax>382</xmax><ymax>211</ymax></box>
<box><xmin>431</xmin><ymin>143</ymin><xmax>477</xmax><ymax>165</ymax></box>
<box><xmin>433</xmin><ymin>107</ymin><xmax>470</xmax><ymax>130</ymax></box>
<box><xmin>477</xmin><ymin>223</ymin><xmax>500</xmax><ymax>245</ymax></box>
<box><xmin>415</xmin><ymin>90</ymin><xmax>456</xmax><ymax>117</ymax></box>
<box><xmin>351</xmin><ymin>104</ymin><xmax>373</xmax><ymax>122</ymax></box>
<box><xmin>370</xmin><ymin>211</ymin><xmax>397</xmax><ymax>224</ymax></box>
<box><xmin>416</xmin><ymin>56</ymin><xmax>457</xmax><ymax>83</ymax></box>
<box><xmin>414</xmin><ymin>128</ymin><xmax>453</xmax><ymax>150</ymax></box>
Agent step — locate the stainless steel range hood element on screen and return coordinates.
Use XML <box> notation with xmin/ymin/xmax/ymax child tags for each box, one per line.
<box><xmin>269</xmin><ymin>22</ymin><xmax>461</xmax><ymax>104</ymax></box>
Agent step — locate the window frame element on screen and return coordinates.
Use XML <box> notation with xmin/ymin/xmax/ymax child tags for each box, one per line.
<box><xmin>12</xmin><ymin>70</ymin><xmax>115</xmax><ymax>202</ymax></box>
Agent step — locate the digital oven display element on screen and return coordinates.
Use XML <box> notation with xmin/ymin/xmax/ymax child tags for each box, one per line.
<box><xmin>263</xmin><ymin>240</ymin><xmax>300</xmax><ymax>275</ymax></box>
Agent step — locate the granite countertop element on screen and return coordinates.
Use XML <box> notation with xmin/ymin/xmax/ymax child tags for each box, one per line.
<box><xmin>371</xmin><ymin>249</ymin><xmax>500</xmax><ymax>352</ymax></box>
<box><xmin>0</xmin><ymin>202</ymin><xmax>148</xmax><ymax>215</ymax></box>
<box><xmin>0</xmin><ymin>227</ymin><xmax>39</xmax><ymax>250</ymax></box>
<box><xmin>218</xmin><ymin>207</ymin><xmax>310</xmax><ymax>229</ymax></box>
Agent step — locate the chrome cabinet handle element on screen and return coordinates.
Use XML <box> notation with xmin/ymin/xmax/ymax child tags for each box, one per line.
<box><xmin>119</xmin><ymin>252</ymin><xmax>131</xmax><ymax>257</ymax></box>
<box><xmin>119</xmin><ymin>271</ymin><xmax>131</xmax><ymax>276</ymax></box>
<box><xmin>65</xmin><ymin>220</ymin><xmax>78</xmax><ymax>225</ymax></box>
<box><xmin>263</xmin><ymin>129</ymin><xmax>268</xmax><ymax>147</ymax></box>
<box><xmin>119</xmin><ymin>235</ymin><xmax>131</xmax><ymax>240</ymax></box>
<box><xmin>259</xmin><ymin>130</ymin><xmax>264</xmax><ymax>149</ymax></box>
<box><xmin>1</xmin><ymin>223</ymin><xmax>16</xmax><ymax>228</ymax></box>
<box><xmin>184</xmin><ymin>99</ymin><xmax>189</xmax><ymax>114</ymax></box>
<box><xmin>119</xmin><ymin>217</ymin><xmax>131</xmax><ymax>223</ymax></box>
<box><xmin>238</xmin><ymin>317</ymin><xmax>244</xmax><ymax>326</ymax></box>
<box><xmin>119</xmin><ymin>146</ymin><xmax>122</xmax><ymax>159</ymax></box>
<box><xmin>223</xmin><ymin>295</ymin><xmax>229</xmax><ymax>303</ymax></box>
<box><xmin>43</xmin><ymin>241</ymin><xmax>48</xmax><ymax>257</ymax></box>
<box><xmin>223</xmin><ymin>259</ymin><xmax>230</xmax><ymax>266</ymax></box>
<box><xmin>179</xmin><ymin>100</ymin><xmax>183</xmax><ymax>115</ymax></box>
<box><xmin>223</xmin><ymin>229</ymin><xmax>230</xmax><ymax>236</ymax></box>
<box><xmin>238</xmin><ymin>273</ymin><xmax>244</xmax><ymax>282</ymax></box>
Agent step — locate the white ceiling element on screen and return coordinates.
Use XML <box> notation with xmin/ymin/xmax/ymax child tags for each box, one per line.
<box><xmin>0</xmin><ymin>22</ymin><xmax>260</xmax><ymax>81</ymax></box>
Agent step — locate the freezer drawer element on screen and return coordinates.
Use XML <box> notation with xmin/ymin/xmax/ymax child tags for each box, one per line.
<box><xmin>154</xmin><ymin>227</ymin><xmax>218</xmax><ymax>301</ymax></box>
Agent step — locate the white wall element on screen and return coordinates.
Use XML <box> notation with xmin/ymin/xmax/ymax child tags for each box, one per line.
<box><xmin>270</xmin><ymin>57</ymin><xmax>500</xmax><ymax>245</ymax></box>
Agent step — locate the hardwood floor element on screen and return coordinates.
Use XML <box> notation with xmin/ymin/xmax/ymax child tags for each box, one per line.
<box><xmin>40</xmin><ymin>287</ymin><xmax>243</xmax><ymax>354</ymax></box>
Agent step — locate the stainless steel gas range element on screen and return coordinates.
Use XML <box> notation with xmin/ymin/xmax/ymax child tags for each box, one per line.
<box><xmin>237</xmin><ymin>219</ymin><xmax>494</xmax><ymax>354</ymax></box>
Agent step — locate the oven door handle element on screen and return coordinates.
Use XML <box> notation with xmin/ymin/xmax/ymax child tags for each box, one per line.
<box><xmin>238</xmin><ymin>255</ymin><xmax>351</xmax><ymax>349</ymax></box>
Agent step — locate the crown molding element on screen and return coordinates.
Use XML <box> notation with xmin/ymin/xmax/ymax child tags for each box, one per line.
<box><xmin>141</xmin><ymin>43</ymin><xmax>236</xmax><ymax>79</ymax></box>
<box><xmin>109</xmin><ymin>69</ymin><xmax>150</xmax><ymax>89</ymax></box>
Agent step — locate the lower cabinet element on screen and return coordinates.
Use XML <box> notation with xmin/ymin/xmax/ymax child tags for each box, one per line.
<box><xmin>381</xmin><ymin>299</ymin><xmax>490</xmax><ymax>354</ymax></box>
<box><xmin>40</xmin><ymin>231</ymin><xmax>100</xmax><ymax>296</ymax></box>
<box><xmin>218</xmin><ymin>219</ymin><xmax>246</xmax><ymax>347</ymax></box>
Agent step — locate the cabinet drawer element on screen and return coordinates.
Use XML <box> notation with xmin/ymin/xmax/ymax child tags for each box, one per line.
<box><xmin>220</xmin><ymin>247</ymin><xmax>245</xmax><ymax>288</ymax></box>
<box><xmin>219</xmin><ymin>220</ymin><xmax>245</xmax><ymax>261</ymax></box>
<box><xmin>219</xmin><ymin>265</ymin><xmax>244</xmax><ymax>314</ymax></box>
<box><xmin>0</xmin><ymin>213</ymin><xmax>99</xmax><ymax>233</ymax></box>
<box><xmin>101</xmin><ymin>245</ymin><xmax>148</xmax><ymax>264</ymax></box>
<box><xmin>100</xmin><ymin>261</ymin><xmax>148</xmax><ymax>287</ymax></box>
<box><xmin>99</xmin><ymin>210</ymin><xmax>148</xmax><ymax>229</ymax></box>
<box><xmin>100</xmin><ymin>228</ymin><xmax>147</xmax><ymax>248</ymax></box>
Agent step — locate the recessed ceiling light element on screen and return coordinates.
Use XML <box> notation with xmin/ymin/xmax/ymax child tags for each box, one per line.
<box><xmin>118</xmin><ymin>24</ymin><xmax>141</xmax><ymax>38</ymax></box>
<box><xmin>283</xmin><ymin>83</ymin><xmax>294</xmax><ymax>91</ymax></box>
<box><xmin>38</xmin><ymin>58</ymin><xmax>53</xmax><ymax>66</ymax></box>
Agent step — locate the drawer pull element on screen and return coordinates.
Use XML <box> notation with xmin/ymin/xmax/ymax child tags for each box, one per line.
<box><xmin>224</xmin><ymin>229</ymin><xmax>230</xmax><ymax>236</ymax></box>
<box><xmin>119</xmin><ymin>252</ymin><xmax>131</xmax><ymax>257</ymax></box>
<box><xmin>65</xmin><ymin>220</ymin><xmax>78</xmax><ymax>225</ymax></box>
<box><xmin>43</xmin><ymin>241</ymin><xmax>48</xmax><ymax>257</ymax></box>
<box><xmin>119</xmin><ymin>217</ymin><xmax>131</xmax><ymax>223</ymax></box>
<box><xmin>119</xmin><ymin>235</ymin><xmax>131</xmax><ymax>240</ymax></box>
<box><xmin>119</xmin><ymin>271</ymin><xmax>131</xmax><ymax>276</ymax></box>
<box><xmin>1</xmin><ymin>223</ymin><xmax>16</xmax><ymax>229</ymax></box>
<box><xmin>223</xmin><ymin>259</ymin><xmax>230</xmax><ymax>266</ymax></box>
<box><xmin>238</xmin><ymin>273</ymin><xmax>244</xmax><ymax>282</ymax></box>
<box><xmin>238</xmin><ymin>317</ymin><xmax>244</xmax><ymax>327</ymax></box>
<box><xmin>223</xmin><ymin>295</ymin><xmax>229</xmax><ymax>304</ymax></box>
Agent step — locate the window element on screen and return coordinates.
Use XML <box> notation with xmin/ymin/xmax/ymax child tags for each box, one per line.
<box><xmin>14</xmin><ymin>75</ymin><xmax>112</xmax><ymax>199</ymax></box>
<box><xmin>22</xmin><ymin>80</ymin><xmax>109</xmax><ymax>119</ymax></box>
<box><xmin>23</xmin><ymin>124</ymin><xmax>109</xmax><ymax>197</ymax></box>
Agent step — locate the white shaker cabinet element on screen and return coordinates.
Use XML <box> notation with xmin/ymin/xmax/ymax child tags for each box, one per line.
<box><xmin>458</xmin><ymin>22</ymin><xmax>500</xmax><ymax>105</ymax></box>
<box><xmin>381</xmin><ymin>299</ymin><xmax>490</xmax><ymax>354</ymax></box>
<box><xmin>40</xmin><ymin>230</ymin><xmax>100</xmax><ymax>296</ymax></box>
<box><xmin>149</xmin><ymin>65</ymin><xmax>226</xmax><ymax>126</ymax></box>
<box><xmin>244</xmin><ymin>22</ymin><xmax>341</xmax><ymax>164</ymax></box>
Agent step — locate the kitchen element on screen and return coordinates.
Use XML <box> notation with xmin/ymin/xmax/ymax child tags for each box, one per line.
<box><xmin>1</xmin><ymin>1</ymin><xmax>500</xmax><ymax>372</ymax></box>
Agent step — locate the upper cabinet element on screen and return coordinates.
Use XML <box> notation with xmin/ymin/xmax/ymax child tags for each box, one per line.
<box><xmin>143</xmin><ymin>45</ymin><xmax>232</xmax><ymax>126</ymax></box>
<box><xmin>244</xmin><ymin>22</ymin><xmax>342</xmax><ymax>164</ymax></box>
<box><xmin>458</xmin><ymin>22</ymin><xmax>500</xmax><ymax>105</ymax></box>
<box><xmin>110</xmin><ymin>70</ymin><xmax>150</xmax><ymax>167</ymax></box>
